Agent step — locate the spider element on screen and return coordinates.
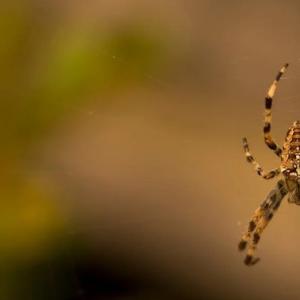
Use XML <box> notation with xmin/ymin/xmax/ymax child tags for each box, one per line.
<box><xmin>238</xmin><ymin>63</ymin><xmax>300</xmax><ymax>266</ymax></box>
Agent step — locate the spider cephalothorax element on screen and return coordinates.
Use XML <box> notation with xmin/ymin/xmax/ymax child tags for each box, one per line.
<box><xmin>281</xmin><ymin>121</ymin><xmax>300</xmax><ymax>204</ymax></box>
<box><xmin>238</xmin><ymin>63</ymin><xmax>300</xmax><ymax>265</ymax></box>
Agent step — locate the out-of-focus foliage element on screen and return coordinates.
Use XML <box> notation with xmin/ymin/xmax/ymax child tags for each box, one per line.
<box><xmin>0</xmin><ymin>4</ymin><xmax>165</xmax><ymax>154</ymax></box>
<box><xmin>0</xmin><ymin>2</ymin><xmax>167</xmax><ymax>298</ymax></box>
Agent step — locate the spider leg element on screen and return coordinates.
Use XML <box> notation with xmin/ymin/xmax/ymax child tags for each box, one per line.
<box><xmin>264</xmin><ymin>63</ymin><xmax>289</xmax><ymax>157</ymax></box>
<box><xmin>238</xmin><ymin>180</ymin><xmax>288</xmax><ymax>265</ymax></box>
<box><xmin>242</xmin><ymin>137</ymin><xmax>281</xmax><ymax>179</ymax></box>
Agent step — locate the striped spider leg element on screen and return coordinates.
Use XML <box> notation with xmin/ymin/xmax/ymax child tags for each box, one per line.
<box><xmin>242</xmin><ymin>137</ymin><xmax>281</xmax><ymax>179</ymax></box>
<box><xmin>238</xmin><ymin>180</ymin><xmax>288</xmax><ymax>265</ymax></box>
<box><xmin>264</xmin><ymin>63</ymin><xmax>289</xmax><ymax>157</ymax></box>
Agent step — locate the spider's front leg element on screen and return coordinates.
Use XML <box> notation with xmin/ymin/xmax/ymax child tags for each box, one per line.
<box><xmin>263</xmin><ymin>63</ymin><xmax>289</xmax><ymax>157</ymax></box>
<box><xmin>238</xmin><ymin>180</ymin><xmax>288</xmax><ymax>265</ymax></box>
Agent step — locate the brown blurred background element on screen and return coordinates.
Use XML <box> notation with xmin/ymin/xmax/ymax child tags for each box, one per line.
<box><xmin>3</xmin><ymin>0</ymin><xmax>300</xmax><ymax>299</ymax></box>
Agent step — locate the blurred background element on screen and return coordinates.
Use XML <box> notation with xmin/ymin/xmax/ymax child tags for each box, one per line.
<box><xmin>3</xmin><ymin>0</ymin><xmax>300</xmax><ymax>299</ymax></box>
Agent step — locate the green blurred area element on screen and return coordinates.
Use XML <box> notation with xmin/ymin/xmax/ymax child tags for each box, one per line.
<box><xmin>0</xmin><ymin>2</ymin><xmax>167</xmax><ymax>298</ymax></box>
<box><xmin>0</xmin><ymin>5</ymin><xmax>166</xmax><ymax>154</ymax></box>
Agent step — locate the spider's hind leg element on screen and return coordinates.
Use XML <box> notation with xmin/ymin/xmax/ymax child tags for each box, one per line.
<box><xmin>238</xmin><ymin>180</ymin><xmax>288</xmax><ymax>265</ymax></box>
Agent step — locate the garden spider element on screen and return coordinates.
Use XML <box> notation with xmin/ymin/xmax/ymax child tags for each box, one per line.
<box><xmin>238</xmin><ymin>63</ymin><xmax>300</xmax><ymax>266</ymax></box>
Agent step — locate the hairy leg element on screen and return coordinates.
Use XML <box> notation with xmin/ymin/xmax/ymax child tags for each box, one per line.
<box><xmin>238</xmin><ymin>180</ymin><xmax>288</xmax><ymax>265</ymax></box>
<box><xmin>242</xmin><ymin>137</ymin><xmax>280</xmax><ymax>179</ymax></box>
<box><xmin>264</xmin><ymin>63</ymin><xmax>289</xmax><ymax>156</ymax></box>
